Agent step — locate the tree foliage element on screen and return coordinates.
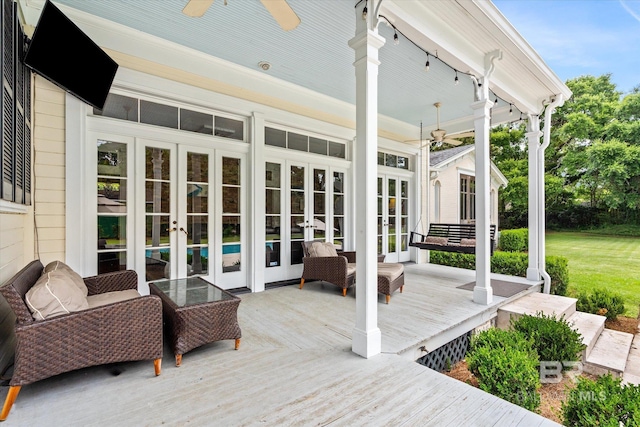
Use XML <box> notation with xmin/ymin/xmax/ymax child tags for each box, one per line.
<box><xmin>495</xmin><ymin>74</ymin><xmax>640</xmax><ymax>228</ymax></box>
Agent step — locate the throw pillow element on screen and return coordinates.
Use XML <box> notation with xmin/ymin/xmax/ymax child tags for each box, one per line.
<box><xmin>43</xmin><ymin>261</ymin><xmax>88</xmax><ymax>296</ymax></box>
<box><xmin>25</xmin><ymin>271</ymin><xmax>89</xmax><ymax>320</ymax></box>
<box><xmin>308</xmin><ymin>241</ymin><xmax>338</xmax><ymax>257</ymax></box>
<box><xmin>460</xmin><ymin>238</ymin><xmax>476</xmax><ymax>247</ymax></box>
<box><xmin>424</xmin><ymin>236</ymin><xmax>448</xmax><ymax>246</ymax></box>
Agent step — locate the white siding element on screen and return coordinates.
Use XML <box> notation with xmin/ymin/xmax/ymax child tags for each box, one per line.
<box><xmin>33</xmin><ymin>76</ymin><xmax>66</xmax><ymax>265</ymax></box>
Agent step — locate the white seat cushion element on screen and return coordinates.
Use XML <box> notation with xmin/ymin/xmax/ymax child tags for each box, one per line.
<box><xmin>87</xmin><ymin>289</ymin><xmax>141</xmax><ymax>309</ymax></box>
<box><xmin>377</xmin><ymin>263</ymin><xmax>404</xmax><ymax>282</ymax></box>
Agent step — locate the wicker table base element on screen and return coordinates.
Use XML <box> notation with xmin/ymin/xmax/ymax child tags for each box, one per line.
<box><xmin>149</xmin><ymin>277</ymin><xmax>242</xmax><ymax>366</ymax></box>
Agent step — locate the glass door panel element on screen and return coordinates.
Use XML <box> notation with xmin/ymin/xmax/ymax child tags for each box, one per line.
<box><xmin>221</xmin><ymin>157</ymin><xmax>242</xmax><ymax>273</ymax></box>
<box><xmin>265</xmin><ymin>162</ymin><xmax>282</xmax><ymax>268</ymax></box>
<box><xmin>379</xmin><ymin>174</ymin><xmax>411</xmax><ymax>263</ymax></box>
<box><xmin>97</xmin><ymin>139</ymin><xmax>129</xmax><ymax>274</ymax></box>
<box><xmin>290</xmin><ymin>165</ymin><xmax>306</xmax><ymax>265</ymax></box>
<box><xmin>186</xmin><ymin>152</ymin><xmax>209</xmax><ymax>276</ymax></box>
<box><xmin>145</xmin><ymin>147</ymin><xmax>172</xmax><ymax>281</ymax></box>
<box><xmin>313</xmin><ymin>168</ymin><xmax>326</xmax><ymax>240</ymax></box>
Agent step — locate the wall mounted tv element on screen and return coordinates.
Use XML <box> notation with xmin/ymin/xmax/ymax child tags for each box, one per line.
<box><xmin>24</xmin><ymin>0</ymin><xmax>118</xmax><ymax>110</ymax></box>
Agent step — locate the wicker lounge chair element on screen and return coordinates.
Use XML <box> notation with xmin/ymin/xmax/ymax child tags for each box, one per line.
<box><xmin>299</xmin><ymin>241</ymin><xmax>357</xmax><ymax>296</ymax></box>
<box><xmin>0</xmin><ymin>260</ymin><xmax>163</xmax><ymax>421</ymax></box>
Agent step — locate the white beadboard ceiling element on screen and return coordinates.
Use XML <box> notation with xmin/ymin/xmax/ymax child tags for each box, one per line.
<box><xmin>27</xmin><ymin>0</ymin><xmax>569</xmax><ymax>137</ymax></box>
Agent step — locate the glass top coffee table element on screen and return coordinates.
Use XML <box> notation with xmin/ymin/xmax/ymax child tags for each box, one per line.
<box><xmin>149</xmin><ymin>277</ymin><xmax>242</xmax><ymax>367</ymax></box>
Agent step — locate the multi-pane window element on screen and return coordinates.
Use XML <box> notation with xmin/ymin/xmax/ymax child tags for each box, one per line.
<box><xmin>1</xmin><ymin>0</ymin><xmax>31</xmax><ymax>205</ymax></box>
<box><xmin>377</xmin><ymin>151</ymin><xmax>409</xmax><ymax>170</ymax></box>
<box><xmin>94</xmin><ymin>93</ymin><xmax>245</xmax><ymax>141</ymax></box>
<box><xmin>460</xmin><ymin>174</ymin><xmax>476</xmax><ymax>223</ymax></box>
<box><xmin>264</xmin><ymin>126</ymin><xmax>346</xmax><ymax>159</ymax></box>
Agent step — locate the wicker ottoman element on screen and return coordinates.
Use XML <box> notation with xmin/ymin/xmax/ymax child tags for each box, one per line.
<box><xmin>377</xmin><ymin>263</ymin><xmax>405</xmax><ymax>304</ymax></box>
<box><xmin>149</xmin><ymin>277</ymin><xmax>241</xmax><ymax>366</ymax></box>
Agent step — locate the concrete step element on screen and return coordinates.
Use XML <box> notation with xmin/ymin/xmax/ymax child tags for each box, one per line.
<box><xmin>622</xmin><ymin>325</ymin><xmax>640</xmax><ymax>385</ymax></box>
<box><xmin>496</xmin><ymin>292</ymin><xmax>577</xmax><ymax>329</ymax></box>
<box><xmin>584</xmin><ymin>329</ymin><xmax>634</xmax><ymax>377</ymax></box>
<box><xmin>567</xmin><ymin>311</ymin><xmax>606</xmax><ymax>360</ymax></box>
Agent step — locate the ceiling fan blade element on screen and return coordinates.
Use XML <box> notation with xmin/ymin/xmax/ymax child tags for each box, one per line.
<box><xmin>450</xmin><ymin>131</ymin><xmax>475</xmax><ymax>139</ymax></box>
<box><xmin>260</xmin><ymin>0</ymin><xmax>301</xmax><ymax>31</ymax></box>
<box><xmin>443</xmin><ymin>138</ymin><xmax>464</xmax><ymax>146</ymax></box>
<box><xmin>183</xmin><ymin>0</ymin><xmax>215</xmax><ymax>17</ymax></box>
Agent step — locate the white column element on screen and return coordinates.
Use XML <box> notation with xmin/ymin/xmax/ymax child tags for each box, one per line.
<box><xmin>348</xmin><ymin>2</ymin><xmax>385</xmax><ymax>358</ymax></box>
<box><xmin>526</xmin><ymin>115</ymin><xmax>541</xmax><ymax>281</ymax></box>
<box><xmin>472</xmin><ymin>97</ymin><xmax>494</xmax><ymax>305</ymax></box>
<box><xmin>472</xmin><ymin>50</ymin><xmax>501</xmax><ymax>305</ymax></box>
<box><xmin>251</xmin><ymin>112</ymin><xmax>266</xmax><ymax>292</ymax></box>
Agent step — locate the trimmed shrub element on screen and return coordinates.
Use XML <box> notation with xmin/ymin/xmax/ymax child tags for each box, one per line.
<box><xmin>429</xmin><ymin>251</ymin><xmax>569</xmax><ymax>295</ymax></box>
<box><xmin>499</xmin><ymin>228</ymin><xmax>528</xmax><ymax>252</ymax></box>
<box><xmin>545</xmin><ymin>256</ymin><xmax>569</xmax><ymax>296</ymax></box>
<box><xmin>467</xmin><ymin>328</ymin><xmax>540</xmax><ymax>411</ymax></box>
<box><xmin>511</xmin><ymin>312</ymin><xmax>585</xmax><ymax>365</ymax></box>
<box><xmin>562</xmin><ymin>374</ymin><xmax>640</xmax><ymax>427</ymax></box>
<box><xmin>576</xmin><ymin>288</ymin><xmax>626</xmax><ymax>321</ymax></box>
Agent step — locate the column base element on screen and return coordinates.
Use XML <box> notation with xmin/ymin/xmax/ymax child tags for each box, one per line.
<box><xmin>352</xmin><ymin>326</ymin><xmax>381</xmax><ymax>358</ymax></box>
<box><xmin>473</xmin><ymin>285</ymin><xmax>493</xmax><ymax>305</ymax></box>
<box><xmin>526</xmin><ymin>267</ymin><xmax>540</xmax><ymax>281</ymax></box>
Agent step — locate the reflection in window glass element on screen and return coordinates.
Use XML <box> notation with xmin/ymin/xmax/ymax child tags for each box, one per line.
<box><xmin>98</xmin><ymin>216</ymin><xmax>126</xmax><ymax>249</ymax></box>
<box><xmin>215</xmin><ymin>116</ymin><xmax>244</xmax><ymax>140</ymax></box>
<box><xmin>181</xmin><ymin>109</ymin><xmax>213</xmax><ymax>135</ymax></box>
<box><xmin>309</xmin><ymin>137</ymin><xmax>327</xmax><ymax>155</ymax></box>
<box><xmin>288</xmin><ymin>132</ymin><xmax>308</xmax><ymax>152</ymax></box>
<box><xmin>98</xmin><ymin>178</ymin><xmax>126</xmax><ymax>213</ymax></box>
<box><xmin>140</xmin><ymin>100</ymin><xmax>178</xmax><ymax>129</ymax></box>
<box><xmin>265</xmin><ymin>127</ymin><xmax>286</xmax><ymax>148</ymax></box>
<box><xmin>385</xmin><ymin>153</ymin><xmax>397</xmax><ymax>168</ymax></box>
<box><xmin>98</xmin><ymin>140</ymin><xmax>127</xmax><ymax>177</ymax></box>
<box><xmin>329</xmin><ymin>142</ymin><xmax>346</xmax><ymax>159</ymax></box>
<box><xmin>94</xmin><ymin>94</ymin><xmax>138</xmax><ymax>121</ymax></box>
<box><xmin>377</xmin><ymin>152</ymin><xmax>385</xmax><ymax>166</ymax></box>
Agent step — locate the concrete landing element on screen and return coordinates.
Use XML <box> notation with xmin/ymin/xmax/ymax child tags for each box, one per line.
<box><xmin>497</xmin><ymin>292</ymin><xmax>577</xmax><ymax>329</ymax></box>
<box><xmin>584</xmin><ymin>329</ymin><xmax>634</xmax><ymax>377</ymax></box>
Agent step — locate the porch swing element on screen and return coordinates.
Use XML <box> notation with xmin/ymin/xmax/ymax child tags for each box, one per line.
<box><xmin>407</xmin><ymin>118</ymin><xmax>497</xmax><ymax>255</ymax></box>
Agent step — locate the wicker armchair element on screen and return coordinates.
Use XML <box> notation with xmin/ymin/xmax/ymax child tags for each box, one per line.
<box><xmin>298</xmin><ymin>242</ymin><xmax>357</xmax><ymax>296</ymax></box>
<box><xmin>0</xmin><ymin>260</ymin><xmax>163</xmax><ymax>421</ymax></box>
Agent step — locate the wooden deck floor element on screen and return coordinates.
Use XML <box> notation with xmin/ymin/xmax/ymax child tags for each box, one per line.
<box><xmin>1</xmin><ymin>264</ymin><xmax>558</xmax><ymax>426</ymax></box>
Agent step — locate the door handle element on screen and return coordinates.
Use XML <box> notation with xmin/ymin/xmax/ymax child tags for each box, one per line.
<box><xmin>179</xmin><ymin>227</ymin><xmax>188</xmax><ymax>235</ymax></box>
<box><xmin>166</xmin><ymin>220</ymin><xmax>178</xmax><ymax>232</ymax></box>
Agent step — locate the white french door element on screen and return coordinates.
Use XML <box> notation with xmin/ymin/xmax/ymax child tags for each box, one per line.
<box><xmin>378</xmin><ymin>174</ymin><xmax>411</xmax><ymax>263</ymax></box>
<box><xmin>264</xmin><ymin>160</ymin><xmax>347</xmax><ymax>283</ymax></box>
<box><xmin>92</xmin><ymin>133</ymin><xmax>245</xmax><ymax>291</ymax></box>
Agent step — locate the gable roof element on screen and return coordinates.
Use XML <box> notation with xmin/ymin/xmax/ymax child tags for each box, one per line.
<box><xmin>430</xmin><ymin>145</ymin><xmax>508</xmax><ymax>187</ymax></box>
<box><xmin>430</xmin><ymin>145</ymin><xmax>474</xmax><ymax>167</ymax></box>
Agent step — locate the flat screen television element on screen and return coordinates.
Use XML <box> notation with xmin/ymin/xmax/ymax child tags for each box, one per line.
<box><xmin>24</xmin><ymin>0</ymin><xmax>118</xmax><ymax>110</ymax></box>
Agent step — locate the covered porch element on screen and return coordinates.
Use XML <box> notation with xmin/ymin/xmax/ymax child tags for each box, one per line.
<box><xmin>1</xmin><ymin>265</ymin><xmax>555</xmax><ymax>426</ymax></box>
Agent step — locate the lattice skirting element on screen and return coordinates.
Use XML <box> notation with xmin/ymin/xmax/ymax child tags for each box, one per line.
<box><xmin>416</xmin><ymin>331</ymin><xmax>471</xmax><ymax>372</ymax></box>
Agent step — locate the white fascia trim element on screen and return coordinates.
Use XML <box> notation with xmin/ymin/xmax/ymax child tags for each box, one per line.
<box><xmin>472</xmin><ymin>0</ymin><xmax>572</xmax><ymax>100</ymax></box>
<box><xmin>491</xmin><ymin>162</ymin><xmax>509</xmax><ymax>187</ymax></box>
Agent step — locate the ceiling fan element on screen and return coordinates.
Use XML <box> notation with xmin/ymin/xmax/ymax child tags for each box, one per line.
<box><xmin>428</xmin><ymin>102</ymin><xmax>472</xmax><ymax>147</ymax></box>
<box><xmin>406</xmin><ymin>102</ymin><xmax>474</xmax><ymax>148</ymax></box>
<box><xmin>182</xmin><ymin>0</ymin><xmax>301</xmax><ymax>31</ymax></box>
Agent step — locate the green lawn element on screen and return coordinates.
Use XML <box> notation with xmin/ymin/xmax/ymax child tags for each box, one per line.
<box><xmin>546</xmin><ymin>231</ymin><xmax>640</xmax><ymax>318</ymax></box>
